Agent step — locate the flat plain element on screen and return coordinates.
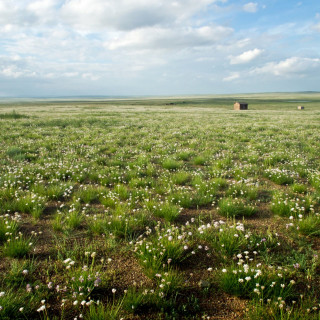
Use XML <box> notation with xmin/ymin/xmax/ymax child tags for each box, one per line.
<box><xmin>0</xmin><ymin>93</ymin><xmax>320</xmax><ymax>319</ymax></box>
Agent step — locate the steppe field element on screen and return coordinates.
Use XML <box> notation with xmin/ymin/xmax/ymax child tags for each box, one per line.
<box><xmin>1</xmin><ymin>93</ymin><xmax>320</xmax><ymax>320</ymax></box>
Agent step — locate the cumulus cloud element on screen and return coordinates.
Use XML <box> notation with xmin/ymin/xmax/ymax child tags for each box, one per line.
<box><xmin>0</xmin><ymin>1</ymin><xmax>34</xmax><ymax>26</ymax></box>
<box><xmin>0</xmin><ymin>0</ymin><xmax>60</xmax><ymax>27</ymax></box>
<box><xmin>0</xmin><ymin>0</ymin><xmax>223</xmax><ymax>31</ymax></box>
<box><xmin>223</xmin><ymin>72</ymin><xmax>240</xmax><ymax>82</ymax></box>
<box><xmin>251</xmin><ymin>57</ymin><xmax>320</xmax><ymax>76</ymax></box>
<box><xmin>229</xmin><ymin>48</ymin><xmax>263</xmax><ymax>64</ymax></box>
<box><xmin>0</xmin><ymin>0</ymin><xmax>319</xmax><ymax>96</ymax></box>
<box><xmin>106</xmin><ymin>25</ymin><xmax>233</xmax><ymax>50</ymax></box>
<box><xmin>61</xmin><ymin>0</ymin><xmax>220</xmax><ymax>31</ymax></box>
<box><xmin>27</xmin><ymin>0</ymin><xmax>59</xmax><ymax>24</ymax></box>
<box><xmin>61</xmin><ymin>0</ymin><xmax>166</xmax><ymax>30</ymax></box>
<box><xmin>1</xmin><ymin>66</ymin><xmax>24</xmax><ymax>78</ymax></box>
<box><xmin>0</xmin><ymin>0</ymin><xmax>235</xmax><ymax>88</ymax></box>
<box><xmin>243</xmin><ymin>2</ymin><xmax>258</xmax><ymax>13</ymax></box>
<box><xmin>0</xmin><ymin>56</ymin><xmax>36</xmax><ymax>79</ymax></box>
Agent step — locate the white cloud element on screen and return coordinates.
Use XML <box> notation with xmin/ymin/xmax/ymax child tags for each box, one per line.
<box><xmin>0</xmin><ymin>54</ymin><xmax>111</xmax><ymax>82</ymax></box>
<box><xmin>223</xmin><ymin>72</ymin><xmax>240</xmax><ymax>82</ymax></box>
<box><xmin>0</xmin><ymin>0</ymin><xmax>319</xmax><ymax>96</ymax></box>
<box><xmin>313</xmin><ymin>23</ymin><xmax>320</xmax><ymax>32</ymax></box>
<box><xmin>1</xmin><ymin>26</ymin><xmax>109</xmax><ymax>65</ymax></box>
<box><xmin>27</xmin><ymin>0</ymin><xmax>58</xmax><ymax>24</ymax></box>
<box><xmin>65</xmin><ymin>72</ymin><xmax>79</xmax><ymax>77</ymax></box>
<box><xmin>0</xmin><ymin>56</ymin><xmax>37</xmax><ymax>79</ymax></box>
<box><xmin>0</xmin><ymin>0</ymin><xmax>57</xmax><ymax>27</ymax></box>
<box><xmin>251</xmin><ymin>57</ymin><xmax>320</xmax><ymax>76</ymax></box>
<box><xmin>61</xmin><ymin>0</ymin><xmax>163</xmax><ymax>30</ymax></box>
<box><xmin>243</xmin><ymin>2</ymin><xmax>258</xmax><ymax>13</ymax></box>
<box><xmin>106</xmin><ymin>25</ymin><xmax>233</xmax><ymax>50</ymax></box>
<box><xmin>230</xmin><ymin>48</ymin><xmax>263</xmax><ymax>64</ymax></box>
<box><xmin>0</xmin><ymin>1</ymin><xmax>34</xmax><ymax>26</ymax></box>
<box><xmin>235</xmin><ymin>38</ymin><xmax>252</xmax><ymax>48</ymax></box>
<box><xmin>61</xmin><ymin>0</ymin><xmax>219</xmax><ymax>31</ymax></box>
<box><xmin>1</xmin><ymin>66</ymin><xmax>24</xmax><ymax>78</ymax></box>
<box><xmin>0</xmin><ymin>0</ymin><xmax>222</xmax><ymax>31</ymax></box>
<box><xmin>82</xmin><ymin>73</ymin><xmax>100</xmax><ymax>81</ymax></box>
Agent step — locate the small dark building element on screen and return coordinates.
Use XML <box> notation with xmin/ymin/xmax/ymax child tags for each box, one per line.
<box><xmin>234</xmin><ymin>101</ymin><xmax>248</xmax><ymax>110</ymax></box>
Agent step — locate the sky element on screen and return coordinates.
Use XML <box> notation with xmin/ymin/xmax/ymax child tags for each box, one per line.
<box><xmin>0</xmin><ymin>0</ymin><xmax>319</xmax><ymax>97</ymax></box>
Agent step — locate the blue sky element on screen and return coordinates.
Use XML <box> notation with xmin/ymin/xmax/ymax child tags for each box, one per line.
<box><xmin>0</xmin><ymin>0</ymin><xmax>319</xmax><ymax>97</ymax></box>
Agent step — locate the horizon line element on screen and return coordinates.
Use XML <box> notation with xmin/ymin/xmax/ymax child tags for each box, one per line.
<box><xmin>0</xmin><ymin>91</ymin><xmax>319</xmax><ymax>101</ymax></box>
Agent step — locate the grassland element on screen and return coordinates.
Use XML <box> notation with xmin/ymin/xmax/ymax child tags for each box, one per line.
<box><xmin>0</xmin><ymin>93</ymin><xmax>320</xmax><ymax>319</ymax></box>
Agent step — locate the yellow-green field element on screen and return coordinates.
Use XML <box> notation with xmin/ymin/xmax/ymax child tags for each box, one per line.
<box><xmin>0</xmin><ymin>93</ymin><xmax>320</xmax><ymax>319</ymax></box>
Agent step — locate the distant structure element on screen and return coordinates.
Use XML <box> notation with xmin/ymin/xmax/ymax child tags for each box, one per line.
<box><xmin>234</xmin><ymin>101</ymin><xmax>248</xmax><ymax>110</ymax></box>
<box><xmin>297</xmin><ymin>106</ymin><xmax>304</xmax><ymax>110</ymax></box>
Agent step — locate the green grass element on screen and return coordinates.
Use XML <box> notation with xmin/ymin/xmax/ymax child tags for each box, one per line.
<box><xmin>84</xmin><ymin>302</ymin><xmax>123</xmax><ymax>320</ymax></box>
<box><xmin>271</xmin><ymin>192</ymin><xmax>313</xmax><ymax>217</ymax></box>
<box><xmin>0</xmin><ymin>94</ymin><xmax>320</xmax><ymax>319</ymax></box>
<box><xmin>218</xmin><ymin>197</ymin><xmax>257</xmax><ymax>217</ymax></box>
<box><xmin>162</xmin><ymin>158</ymin><xmax>183</xmax><ymax>170</ymax></box>
<box><xmin>3</xmin><ymin>235</ymin><xmax>34</xmax><ymax>258</ymax></box>
<box><xmin>218</xmin><ymin>262</ymin><xmax>296</xmax><ymax>300</ymax></box>
<box><xmin>151</xmin><ymin>202</ymin><xmax>182</xmax><ymax>221</ymax></box>
<box><xmin>297</xmin><ymin>214</ymin><xmax>320</xmax><ymax>237</ymax></box>
<box><xmin>0</xmin><ymin>216</ymin><xmax>19</xmax><ymax>243</ymax></box>
<box><xmin>0</xmin><ymin>110</ymin><xmax>29</xmax><ymax>119</ymax></box>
